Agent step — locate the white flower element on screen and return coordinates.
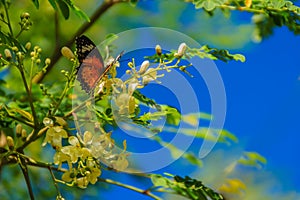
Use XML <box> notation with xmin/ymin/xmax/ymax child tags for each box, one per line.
<box><xmin>138</xmin><ymin>60</ymin><xmax>150</xmax><ymax>75</ymax></box>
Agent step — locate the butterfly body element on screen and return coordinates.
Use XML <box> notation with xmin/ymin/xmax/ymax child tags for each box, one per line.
<box><xmin>75</xmin><ymin>35</ymin><xmax>122</xmax><ymax>94</ymax></box>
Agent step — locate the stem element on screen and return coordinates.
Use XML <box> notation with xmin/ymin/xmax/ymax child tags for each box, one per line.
<box><xmin>3</xmin><ymin>2</ymin><xmax>13</xmax><ymax>36</ymax></box>
<box><xmin>64</xmin><ymin>95</ymin><xmax>101</xmax><ymax>118</ymax></box>
<box><xmin>17</xmin><ymin>126</ymin><xmax>48</xmax><ymax>151</ymax></box>
<box><xmin>18</xmin><ymin>64</ymin><xmax>38</xmax><ymax>128</ymax></box>
<box><xmin>18</xmin><ymin>155</ymin><xmax>35</xmax><ymax>200</ymax></box>
<box><xmin>48</xmin><ymin>166</ymin><xmax>63</xmax><ymax>198</ymax></box>
<box><xmin>98</xmin><ymin>177</ymin><xmax>163</xmax><ymax>200</ymax></box>
<box><xmin>15</xmin><ymin>28</ymin><xmax>24</xmax><ymax>39</ymax></box>
<box><xmin>51</xmin><ymin>78</ymin><xmax>70</xmax><ymax>115</ymax></box>
<box><xmin>32</xmin><ymin>0</ymin><xmax>122</xmax><ymax>84</ymax></box>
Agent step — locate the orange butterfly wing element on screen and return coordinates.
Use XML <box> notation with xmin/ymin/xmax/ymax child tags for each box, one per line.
<box><xmin>76</xmin><ymin>35</ymin><xmax>104</xmax><ymax>93</ymax></box>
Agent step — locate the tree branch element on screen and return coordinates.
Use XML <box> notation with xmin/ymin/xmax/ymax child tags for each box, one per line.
<box><xmin>98</xmin><ymin>177</ymin><xmax>163</xmax><ymax>200</ymax></box>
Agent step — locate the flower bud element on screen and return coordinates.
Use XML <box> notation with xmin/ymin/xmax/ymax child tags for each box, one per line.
<box><xmin>16</xmin><ymin>52</ymin><xmax>23</xmax><ymax>60</ymax></box>
<box><xmin>155</xmin><ymin>44</ymin><xmax>162</xmax><ymax>56</ymax></box>
<box><xmin>4</xmin><ymin>49</ymin><xmax>12</xmax><ymax>60</ymax></box>
<box><xmin>6</xmin><ymin>136</ymin><xmax>14</xmax><ymax>150</ymax></box>
<box><xmin>25</xmin><ymin>42</ymin><xmax>31</xmax><ymax>50</ymax></box>
<box><xmin>34</xmin><ymin>46</ymin><xmax>39</xmax><ymax>51</ymax></box>
<box><xmin>30</xmin><ymin>51</ymin><xmax>35</xmax><ymax>57</ymax></box>
<box><xmin>55</xmin><ymin>117</ymin><xmax>67</xmax><ymax>127</ymax></box>
<box><xmin>176</xmin><ymin>42</ymin><xmax>187</xmax><ymax>57</ymax></box>
<box><xmin>12</xmin><ymin>46</ymin><xmax>18</xmax><ymax>52</ymax></box>
<box><xmin>138</xmin><ymin>60</ymin><xmax>150</xmax><ymax>75</ymax></box>
<box><xmin>36</xmin><ymin>58</ymin><xmax>41</xmax><ymax>65</ymax></box>
<box><xmin>125</xmin><ymin>70</ymin><xmax>131</xmax><ymax>74</ymax></box>
<box><xmin>16</xmin><ymin>124</ymin><xmax>23</xmax><ymax>137</ymax></box>
<box><xmin>20</xmin><ymin>12</ymin><xmax>30</xmax><ymax>20</ymax></box>
<box><xmin>45</xmin><ymin>58</ymin><xmax>51</xmax><ymax>65</ymax></box>
<box><xmin>21</xmin><ymin>129</ymin><xmax>27</xmax><ymax>141</ymax></box>
<box><xmin>43</xmin><ymin>117</ymin><xmax>53</xmax><ymax>126</ymax></box>
<box><xmin>61</xmin><ymin>46</ymin><xmax>75</xmax><ymax>60</ymax></box>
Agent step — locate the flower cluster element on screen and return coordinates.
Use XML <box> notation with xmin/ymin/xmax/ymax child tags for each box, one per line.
<box><xmin>43</xmin><ymin>118</ymin><xmax>128</xmax><ymax>188</ymax></box>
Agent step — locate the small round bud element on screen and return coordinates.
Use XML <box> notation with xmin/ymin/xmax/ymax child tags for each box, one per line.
<box><xmin>176</xmin><ymin>43</ymin><xmax>187</xmax><ymax>57</ymax></box>
<box><xmin>45</xmin><ymin>58</ymin><xmax>51</xmax><ymax>65</ymax></box>
<box><xmin>25</xmin><ymin>42</ymin><xmax>31</xmax><ymax>50</ymax></box>
<box><xmin>37</xmin><ymin>48</ymin><xmax>42</xmax><ymax>53</ymax></box>
<box><xmin>34</xmin><ymin>46</ymin><xmax>39</xmax><ymax>51</ymax></box>
<box><xmin>155</xmin><ymin>45</ymin><xmax>162</xmax><ymax>56</ymax></box>
<box><xmin>126</xmin><ymin>70</ymin><xmax>131</xmax><ymax>74</ymax></box>
<box><xmin>36</xmin><ymin>59</ymin><xmax>41</xmax><ymax>65</ymax></box>
<box><xmin>127</xmin><ymin>62</ymin><xmax>134</xmax><ymax>68</ymax></box>
<box><xmin>61</xmin><ymin>47</ymin><xmax>75</xmax><ymax>60</ymax></box>
<box><xmin>30</xmin><ymin>51</ymin><xmax>35</xmax><ymax>57</ymax></box>
<box><xmin>21</xmin><ymin>129</ymin><xmax>27</xmax><ymax>141</ymax></box>
<box><xmin>6</xmin><ymin>136</ymin><xmax>14</xmax><ymax>150</ymax></box>
<box><xmin>12</xmin><ymin>46</ymin><xmax>18</xmax><ymax>52</ymax></box>
<box><xmin>4</xmin><ymin>49</ymin><xmax>12</xmax><ymax>60</ymax></box>
<box><xmin>20</xmin><ymin>12</ymin><xmax>30</xmax><ymax>20</ymax></box>
<box><xmin>16</xmin><ymin>124</ymin><xmax>23</xmax><ymax>137</ymax></box>
<box><xmin>61</xmin><ymin>70</ymin><xmax>66</xmax><ymax>74</ymax></box>
<box><xmin>16</xmin><ymin>52</ymin><xmax>23</xmax><ymax>60</ymax></box>
<box><xmin>138</xmin><ymin>60</ymin><xmax>150</xmax><ymax>75</ymax></box>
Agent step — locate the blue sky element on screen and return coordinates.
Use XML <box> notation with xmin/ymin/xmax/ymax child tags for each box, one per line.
<box><xmin>225</xmin><ymin>27</ymin><xmax>300</xmax><ymax>190</ymax></box>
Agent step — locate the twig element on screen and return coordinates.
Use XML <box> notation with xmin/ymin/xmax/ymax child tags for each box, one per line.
<box><xmin>18</xmin><ymin>155</ymin><xmax>35</xmax><ymax>200</ymax></box>
<box><xmin>3</xmin><ymin>2</ymin><xmax>13</xmax><ymax>36</ymax></box>
<box><xmin>98</xmin><ymin>177</ymin><xmax>163</xmax><ymax>200</ymax></box>
<box><xmin>18</xmin><ymin>64</ymin><xmax>38</xmax><ymax>128</ymax></box>
<box><xmin>48</xmin><ymin>166</ymin><xmax>63</xmax><ymax>198</ymax></box>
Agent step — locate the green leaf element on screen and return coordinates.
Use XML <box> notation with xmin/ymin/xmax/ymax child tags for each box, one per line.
<box><xmin>70</xmin><ymin>4</ymin><xmax>90</xmax><ymax>21</ymax></box>
<box><xmin>238</xmin><ymin>151</ymin><xmax>267</xmax><ymax>168</ymax></box>
<box><xmin>193</xmin><ymin>0</ymin><xmax>225</xmax><ymax>11</ymax></box>
<box><xmin>32</xmin><ymin>0</ymin><xmax>39</xmax><ymax>9</ymax></box>
<box><xmin>0</xmin><ymin>32</ymin><xmax>26</xmax><ymax>52</ymax></box>
<box><xmin>47</xmin><ymin>0</ymin><xmax>57</xmax><ymax>10</ymax></box>
<box><xmin>187</xmin><ymin>45</ymin><xmax>245</xmax><ymax>62</ymax></box>
<box><xmin>57</xmin><ymin>0</ymin><xmax>70</xmax><ymax>19</ymax></box>
<box><xmin>129</xmin><ymin>0</ymin><xmax>139</xmax><ymax>7</ymax></box>
<box><xmin>183</xmin><ymin>152</ymin><xmax>203</xmax><ymax>167</ymax></box>
<box><xmin>11</xmin><ymin>108</ymin><xmax>34</xmax><ymax>122</ymax></box>
<box><xmin>63</xmin><ymin>0</ymin><xmax>90</xmax><ymax>21</ymax></box>
<box><xmin>161</xmin><ymin>105</ymin><xmax>181</xmax><ymax>126</ymax></box>
<box><xmin>269</xmin><ymin>0</ymin><xmax>286</xmax><ymax>9</ymax></box>
<box><xmin>133</xmin><ymin>90</ymin><xmax>158</xmax><ymax>108</ymax></box>
<box><xmin>151</xmin><ymin>174</ymin><xmax>169</xmax><ymax>187</ymax></box>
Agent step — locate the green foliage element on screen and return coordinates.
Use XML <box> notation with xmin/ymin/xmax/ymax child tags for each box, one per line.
<box><xmin>151</xmin><ymin>174</ymin><xmax>225</xmax><ymax>200</ymax></box>
<box><xmin>31</xmin><ymin>0</ymin><xmax>89</xmax><ymax>20</ymax></box>
<box><xmin>238</xmin><ymin>151</ymin><xmax>267</xmax><ymax>168</ymax></box>
<box><xmin>187</xmin><ymin>45</ymin><xmax>246</xmax><ymax>62</ymax></box>
<box><xmin>190</xmin><ymin>0</ymin><xmax>300</xmax><ymax>40</ymax></box>
<box><xmin>193</xmin><ymin>0</ymin><xmax>226</xmax><ymax>11</ymax></box>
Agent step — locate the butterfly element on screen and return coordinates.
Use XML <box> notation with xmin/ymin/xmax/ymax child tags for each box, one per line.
<box><xmin>75</xmin><ymin>35</ymin><xmax>123</xmax><ymax>94</ymax></box>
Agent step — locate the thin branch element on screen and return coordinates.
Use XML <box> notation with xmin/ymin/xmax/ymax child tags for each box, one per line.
<box><xmin>3</xmin><ymin>2</ymin><xmax>13</xmax><ymax>36</ymax></box>
<box><xmin>48</xmin><ymin>166</ymin><xmax>63</xmax><ymax>198</ymax></box>
<box><xmin>18</xmin><ymin>64</ymin><xmax>38</xmax><ymax>128</ymax></box>
<box><xmin>6</xmin><ymin>112</ymin><xmax>35</xmax><ymax>128</ymax></box>
<box><xmin>18</xmin><ymin>156</ymin><xmax>35</xmax><ymax>200</ymax></box>
<box><xmin>32</xmin><ymin>0</ymin><xmax>122</xmax><ymax>84</ymax></box>
<box><xmin>98</xmin><ymin>177</ymin><xmax>163</xmax><ymax>200</ymax></box>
